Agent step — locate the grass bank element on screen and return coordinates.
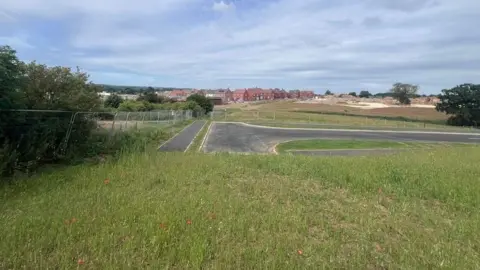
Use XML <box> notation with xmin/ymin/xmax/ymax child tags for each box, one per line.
<box><xmin>1</xmin><ymin>147</ymin><xmax>480</xmax><ymax>269</ymax></box>
<box><xmin>276</xmin><ymin>139</ymin><xmax>417</xmax><ymax>153</ymax></box>
<box><xmin>217</xmin><ymin>110</ymin><xmax>473</xmax><ymax>131</ymax></box>
<box><xmin>275</xmin><ymin>139</ymin><xmax>469</xmax><ymax>153</ymax></box>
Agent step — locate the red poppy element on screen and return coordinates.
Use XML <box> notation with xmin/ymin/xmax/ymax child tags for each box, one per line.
<box><xmin>207</xmin><ymin>212</ymin><xmax>216</xmax><ymax>220</ymax></box>
<box><xmin>104</xmin><ymin>178</ymin><xmax>110</xmax><ymax>185</ymax></box>
<box><xmin>186</xmin><ymin>219</ymin><xmax>192</xmax><ymax>225</ymax></box>
<box><xmin>297</xmin><ymin>250</ymin><xmax>303</xmax><ymax>255</ymax></box>
<box><xmin>77</xmin><ymin>259</ymin><xmax>85</xmax><ymax>265</ymax></box>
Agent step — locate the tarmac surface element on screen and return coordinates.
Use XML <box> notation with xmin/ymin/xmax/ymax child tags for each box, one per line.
<box><xmin>158</xmin><ymin>120</ymin><xmax>206</xmax><ymax>152</ymax></box>
<box><xmin>201</xmin><ymin>122</ymin><xmax>480</xmax><ymax>154</ymax></box>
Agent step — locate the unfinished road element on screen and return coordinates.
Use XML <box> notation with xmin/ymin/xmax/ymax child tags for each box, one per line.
<box><xmin>202</xmin><ymin>122</ymin><xmax>480</xmax><ymax>154</ymax></box>
<box><xmin>158</xmin><ymin>121</ymin><xmax>206</xmax><ymax>152</ymax></box>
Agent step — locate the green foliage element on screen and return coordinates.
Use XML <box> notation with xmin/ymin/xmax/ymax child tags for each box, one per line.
<box><xmin>0</xmin><ymin>46</ymin><xmax>27</xmax><ymax>176</ymax></box>
<box><xmin>186</xmin><ymin>93</ymin><xmax>213</xmax><ymax>113</ymax></box>
<box><xmin>104</xmin><ymin>94</ymin><xmax>124</xmax><ymax>108</ymax></box>
<box><xmin>358</xmin><ymin>90</ymin><xmax>372</xmax><ymax>98</ymax></box>
<box><xmin>390</xmin><ymin>83</ymin><xmax>419</xmax><ymax>105</ymax></box>
<box><xmin>348</xmin><ymin>91</ymin><xmax>357</xmax><ymax>97</ymax></box>
<box><xmin>0</xmin><ymin>47</ymin><xmax>103</xmax><ymax>177</ymax></box>
<box><xmin>324</xmin><ymin>89</ymin><xmax>332</xmax><ymax>95</ymax></box>
<box><xmin>436</xmin><ymin>84</ymin><xmax>480</xmax><ymax>126</ymax></box>
<box><xmin>137</xmin><ymin>91</ymin><xmax>164</xmax><ymax>104</ymax></box>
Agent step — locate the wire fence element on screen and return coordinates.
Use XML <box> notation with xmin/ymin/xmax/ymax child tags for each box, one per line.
<box><xmin>210</xmin><ymin>109</ymin><xmax>480</xmax><ymax>131</ymax></box>
<box><xmin>0</xmin><ymin>109</ymin><xmax>199</xmax><ymax>176</ymax></box>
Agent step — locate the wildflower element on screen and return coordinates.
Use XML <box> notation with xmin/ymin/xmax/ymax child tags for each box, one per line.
<box><xmin>375</xmin><ymin>243</ymin><xmax>383</xmax><ymax>252</ymax></box>
<box><xmin>297</xmin><ymin>250</ymin><xmax>303</xmax><ymax>255</ymax></box>
<box><xmin>187</xmin><ymin>219</ymin><xmax>192</xmax><ymax>225</ymax></box>
<box><xmin>104</xmin><ymin>178</ymin><xmax>110</xmax><ymax>185</ymax></box>
<box><xmin>207</xmin><ymin>212</ymin><xmax>216</xmax><ymax>220</ymax></box>
<box><xmin>64</xmin><ymin>218</ymin><xmax>78</xmax><ymax>225</ymax></box>
<box><xmin>77</xmin><ymin>259</ymin><xmax>85</xmax><ymax>265</ymax></box>
<box><xmin>159</xmin><ymin>223</ymin><xmax>167</xmax><ymax>230</ymax></box>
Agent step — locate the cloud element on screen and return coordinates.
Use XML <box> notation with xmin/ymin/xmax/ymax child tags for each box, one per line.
<box><xmin>2</xmin><ymin>0</ymin><xmax>480</xmax><ymax>93</ymax></box>
<box><xmin>212</xmin><ymin>1</ymin><xmax>235</xmax><ymax>12</ymax></box>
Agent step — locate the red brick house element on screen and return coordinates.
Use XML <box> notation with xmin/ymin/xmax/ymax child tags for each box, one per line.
<box><xmin>168</xmin><ymin>90</ymin><xmax>189</xmax><ymax>100</ymax></box>
<box><xmin>246</xmin><ymin>88</ymin><xmax>274</xmax><ymax>101</ymax></box>
<box><xmin>233</xmin><ymin>89</ymin><xmax>248</xmax><ymax>101</ymax></box>
<box><xmin>273</xmin><ymin>89</ymin><xmax>287</xmax><ymax>99</ymax></box>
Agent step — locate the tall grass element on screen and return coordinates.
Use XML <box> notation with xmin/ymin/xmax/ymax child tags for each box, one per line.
<box><xmin>1</xmin><ymin>146</ymin><xmax>480</xmax><ymax>269</ymax></box>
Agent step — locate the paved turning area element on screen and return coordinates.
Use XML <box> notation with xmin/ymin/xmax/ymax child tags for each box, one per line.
<box><xmin>158</xmin><ymin>121</ymin><xmax>206</xmax><ymax>152</ymax></box>
<box><xmin>202</xmin><ymin>122</ymin><xmax>480</xmax><ymax>154</ymax></box>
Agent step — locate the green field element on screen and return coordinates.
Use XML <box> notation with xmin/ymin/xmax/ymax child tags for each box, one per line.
<box><xmin>275</xmin><ymin>139</ymin><xmax>464</xmax><ymax>153</ymax></box>
<box><xmin>2</xmin><ymin>145</ymin><xmax>480</xmax><ymax>269</ymax></box>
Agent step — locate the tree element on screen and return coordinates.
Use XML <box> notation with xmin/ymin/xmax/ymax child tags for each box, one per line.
<box><xmin>137</xmin><ymin>91</ymin><xmax>164</xmax><ymax>104</ymax></box>
<box><xmin>324</xmin><ymin>90</ymin><xmax>332</xmax><ymax>95</ymax></box>
<box><xmin>186</xmin><ymin>94</ymin><xmax>214</xmax><ymax>113</ymax></box>
<box><xmin>358</xmin><ymin>90</ymin><xmax>371</xmax><ymax>98</ymax></box>
<box><xmin>0</xmin><ymin>46</ymin><xmax>26</xmax><ymax>176</ymax></box>
<box><xmin>348</xmin><ymin>91</ymin><xmax>357</xmax><ymax>97</ymax></box>
<box><xmin>436</xmin><ymin>84</ymin><xmax>480</xmax><ymax>126</ymax></box>
<box><xmin>104</xmin><ymin>94</ymin><xmax>124</xmax><ymax>108</ymax></box>
<box><xmin>22</xmin><ymin>62</ymin><xmax>102</xmax><ymax>110</ymax></box>
<box><xmin>389</xmin><ymin>83</ymin><xmax>418</xmax><ymax>105</ymax></box>
<box><xmin>8</xmin><ymin>62</ymin><xmax>102</xmax><ymax>175</ymax></box>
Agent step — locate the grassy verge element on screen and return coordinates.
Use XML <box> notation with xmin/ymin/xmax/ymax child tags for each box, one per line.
<box><xmin>1</xmin><ymin>147</ymin><xmax>480</xmax><ymax>269</ymax></box>
<box><xmin>240</xmin><ymin>120</ymin><xmax>480</xmax><ymax>132</ymax></box>
<box><xmin>276</xmin><ymin>139</ymin><xmax>414</xmax><ymax>153</ymax></box>
<box><xmin>186</xmin><ymin>121</ymin><xmax>211</xmax><ymax>152</ymax></box>
<box><xmin>216</xmin><ymin>110</ymin><xmax>474</xmax><ymax>131</ymax></box>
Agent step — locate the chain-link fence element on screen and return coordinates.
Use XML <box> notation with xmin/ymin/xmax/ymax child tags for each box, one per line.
<box><xmin>210</xmin><ymin>109</ymin><xmax>480</xmax><ymax>131</ymax></box>
<box><xmin>0</xmin><ymin>109</ymin><xmax>197</xmax><ymax>176</ymax></box>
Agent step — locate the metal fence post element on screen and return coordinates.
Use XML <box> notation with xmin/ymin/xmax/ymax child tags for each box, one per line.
<box><xmin>111</xmin><ymin>112</ymin><xmax>118</xmax><ymax>131</ymax></box>
<box><xmin>125</xmin><ymin>112</ymin><xmax>131</xmax><ymax>130</ymax></box>
<box><xmin>63</xmin><ymin>112</ymin><xmax>80</xmax><ymax>154</ymax></box>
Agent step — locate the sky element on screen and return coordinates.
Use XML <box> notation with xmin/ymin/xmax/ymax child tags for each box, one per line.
<box><xmin>1</xmin><ymin>0</ymin><xmax>480</xmax><ymax>94</ymax></box>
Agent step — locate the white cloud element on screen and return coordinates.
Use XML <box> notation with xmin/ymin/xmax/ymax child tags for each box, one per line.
<box><xmin>212</xmin><ymin>1</ymin><xmax>235</xmax><ymax>12</ymax></box>
<box><xmin>3</xmin><ymin>0</ymin><xmax>480</xmax><ymax>92</ymax></box>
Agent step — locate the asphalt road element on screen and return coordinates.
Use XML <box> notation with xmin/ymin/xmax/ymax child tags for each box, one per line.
<box><xmin>202</xmin><ymin>122</ymin><xmax>480</xmax><ymax>154</ymax></box>
<box><xmin>158</xmin><ymin>120</ymin><xmax>206</xmax><ymax>152</ymax></box>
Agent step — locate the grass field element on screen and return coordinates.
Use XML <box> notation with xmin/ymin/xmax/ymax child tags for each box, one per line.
<box><xmin>274</xmin><ymin>139</ymin><xmax>459</xmax><ymax>153</ymax></box>
<box><xmin>213</xmin><ymin>101</ymin><xmax>475</xmax><ymax>131</ymax></box>
<box><xmin>252</xmin><ymin>101</ymin><xmax>448</xmax><ymax>121</ymax></box>
<box><xmin>2</xmin><ymin>146</ymin><xmax>480</xmax><ymax>269</ymax></box>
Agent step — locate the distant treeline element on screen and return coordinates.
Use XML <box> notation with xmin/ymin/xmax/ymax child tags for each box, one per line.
<box><xmin>372</xmin><ymin>92</ymin><xmax>439</xmax><ymax>98</ymax></box>
<box><xmin>98</xmin><ymin>85</ymin><xmax>190</xmax><ymax>94</ymax></box>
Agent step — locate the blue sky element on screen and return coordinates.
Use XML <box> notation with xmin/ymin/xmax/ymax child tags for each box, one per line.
<box><xmin>1</xmin><ymin>0</ymin><xmax>480</xmax><ymax>94</ymax></box>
